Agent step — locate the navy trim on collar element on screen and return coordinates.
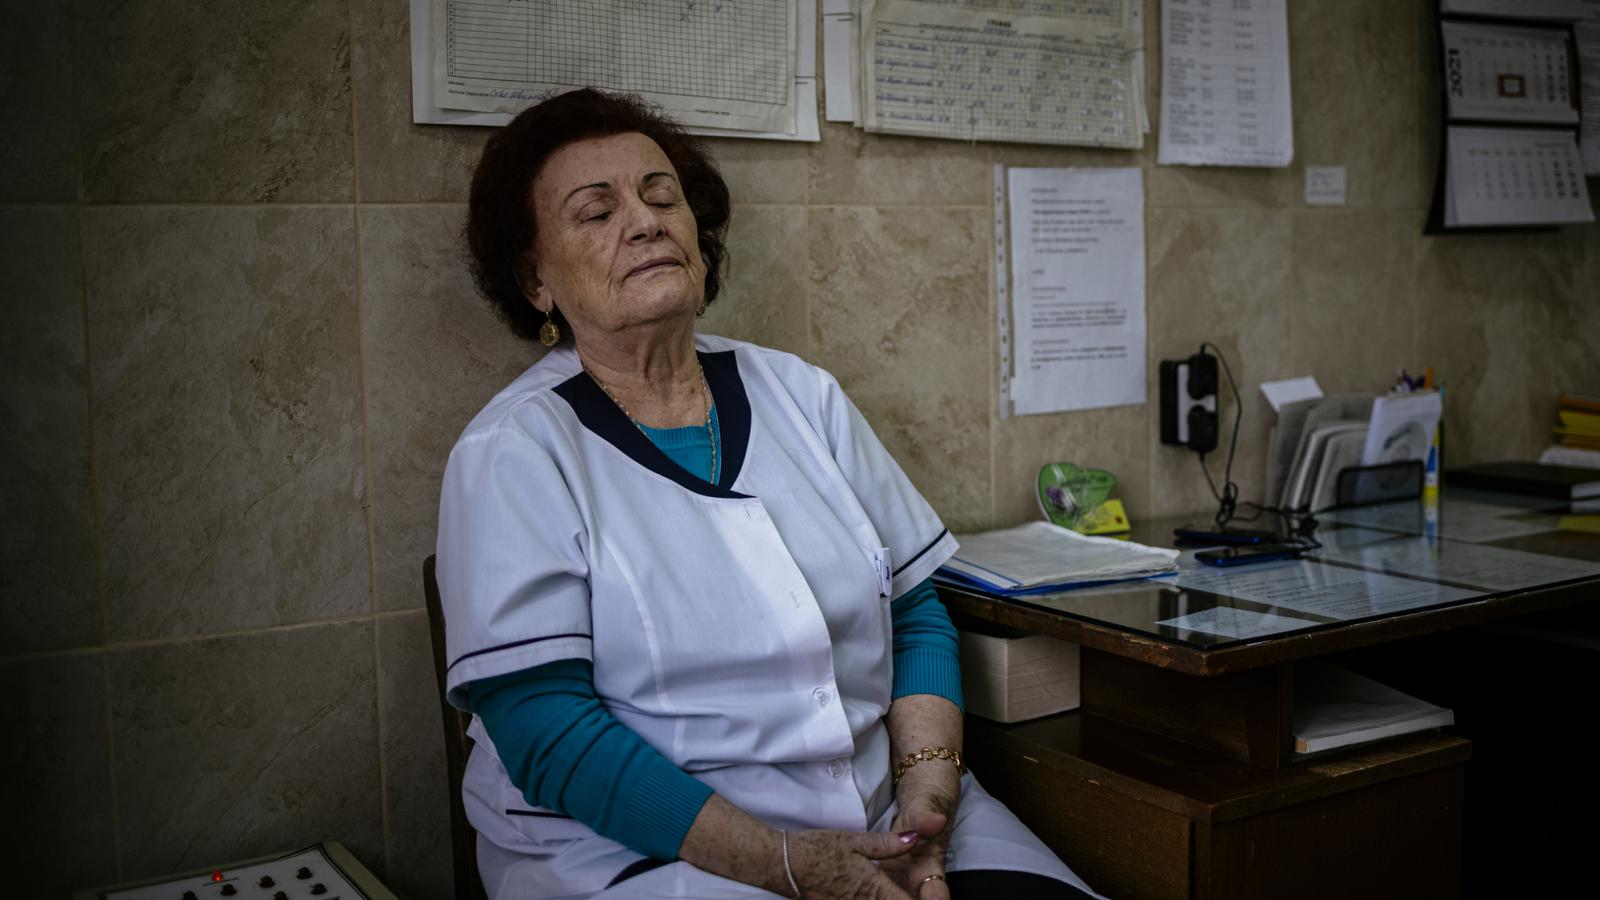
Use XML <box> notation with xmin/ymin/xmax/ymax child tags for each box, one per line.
<box><xmin>699</xmin><ymin>349</ymin><xmax>750</xmax><ymax>491</ymax></box>
<box><xmin>553</xmin><ymin>349</ymin><xmax>752</xmax><ymax>499</ymax></box>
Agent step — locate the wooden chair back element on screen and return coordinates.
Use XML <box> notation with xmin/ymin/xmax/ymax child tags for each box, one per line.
<box><xmin>423</xmin><ymin>555</ymin><xmax>489</xmax><ymax>900</ymax></box>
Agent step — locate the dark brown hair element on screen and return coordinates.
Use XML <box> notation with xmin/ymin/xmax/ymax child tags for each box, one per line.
<box><xmin>465</xmin><ymin>88</ymin><xmax>731</xmax><ymax>343</ymax></box>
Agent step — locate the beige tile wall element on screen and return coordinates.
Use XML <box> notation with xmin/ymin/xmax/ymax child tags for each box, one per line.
<box><xmin>2</xmin><ymin>1</ymin><xmax>1596</xmax><ymax>896</ymax></box>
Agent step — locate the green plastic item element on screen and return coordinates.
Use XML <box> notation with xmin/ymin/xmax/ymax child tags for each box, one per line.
<box><xmin>1037</xmin><ymin>463</ymin><xmax>1117</xmax><ymax>530</ymax></box>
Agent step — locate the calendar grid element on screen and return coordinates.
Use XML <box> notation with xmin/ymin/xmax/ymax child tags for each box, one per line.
<box><xmin>1431</xmin><ymin>5</ymin><xmax>1594</xmax><ymax>230</ymax></box>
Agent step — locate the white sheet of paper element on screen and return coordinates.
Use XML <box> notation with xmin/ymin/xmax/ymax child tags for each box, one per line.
<box><xmin>1006</xmin><ymin>167</ymin><xmax>1147</xmax><ymax>415</ymax></box>
<box><xmin>1311</xmin><ymin>527</ymin><xmax>1600</xmax><ymax>592</ymax></box>
<box><xmin>1361</xmin><ymin>390</ymin><xmax>1442</xmax><ymax>466</ymax></box>
<box><xmin>1158</xmin><ymin>607</ymin><xmax>1322</xmax><ymax>640</ymax></box>
<box><xmin>946</xmin><ymin>521</ymin><xmax>1177</xmax><ymax>590</ymax></box>
<box><xmin>1170</xmin><ymin>556</ymin><xmax>1482</xmax><ymax>622</ymax></box>
<box><xmin>823</xmin><ymin>0</ymin><xmax>856</xmax><ymax>122</ymax></box>
<box><xmin>1304</xmin><ymin>166</ymin><xmax>1346</xmax><ymax>205</ymax></box>
<box><xmin>1445</xmin><ymin>126</ymin><xmax>1595</xmax><ymax>226</ymax></box>
<box><xmin>1579</xmin><ymin>2</ymin><xmax>1600</xmax><ymax>174</ymax></box>
<box><xmin>1260</xmin><ymin>376</ymin><xmax>1324</xmax><ymax>412</ymax></box>
<box><xmin>1441</xmin><ymin>0</ymin><xmax>1593</xmax><ymax>19</ymax></box>
<box><xmin>1158</xmin><ymin>0</ymin><xmax>1293</xmax><ymax>167</ymax></box>
<box><xmin>411</xmin><ymin>0</ymin><xmax>821</xmax><ymax>141</ymax></box>
<box><xmin>859</xmin><ymin>0</ymin><xmax>1145</xmax><ymax>148</ymax></box>
<box><xmin>1441</xmin><ymin>21</ymin><xmax>1579</xmax><ymax>124</ymax></box>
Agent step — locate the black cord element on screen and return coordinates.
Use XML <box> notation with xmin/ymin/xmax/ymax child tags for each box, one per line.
<box><xmin>1235</xmin><ymin>500</ymin><xmax>1322</xmax><ymax>544</ymax></box>
<box><xmin>1189</xmin><ymin>341</ymin><xmax>1323</xmax><ymax>543</ymax></box>
<box><xmin>1196</xmin><ymin>342</ymin><xmax>1243</xmax><ymax>527</ymax></box>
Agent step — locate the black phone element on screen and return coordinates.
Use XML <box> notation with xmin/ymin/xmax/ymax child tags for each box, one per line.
<box><xmin>1194</xmin><ymin>543</ymin><xmax>1308</xmax><ymax>567</ymax></box>
<box><xmin>1173</xmin><ymin>525</ymin><xmax>1281</xmax><ymax>545</ymax></box>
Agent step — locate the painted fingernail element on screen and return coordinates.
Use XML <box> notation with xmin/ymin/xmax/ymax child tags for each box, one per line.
<box><xmin>898</xmin><ymin>830</ymin><xmax>918</xmax><ymax>844</ymax></box>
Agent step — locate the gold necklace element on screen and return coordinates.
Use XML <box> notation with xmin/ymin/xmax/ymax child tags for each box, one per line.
<box><xmin>583</xmin><ymin>360</ymin><xmax>719</xmax><ymax>484</ymax></box>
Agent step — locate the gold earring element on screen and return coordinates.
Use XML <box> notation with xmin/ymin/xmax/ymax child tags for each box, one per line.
<box><xmin>538</xmin><ymin>311</ymin><xmax>561</xmax><ymax>347</ymax></box>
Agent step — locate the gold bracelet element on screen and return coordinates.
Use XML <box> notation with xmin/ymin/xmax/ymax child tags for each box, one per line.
<box><xmin>893</xmin><ymin>746</ymin><xmax>966</xmax><ymax>783</ymax></box>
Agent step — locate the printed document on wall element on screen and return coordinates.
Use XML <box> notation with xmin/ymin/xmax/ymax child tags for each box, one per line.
<box><xmin>1158</xmin><ymin>0</ymin><xmax>1293</xmax><ymax>167</ymax></box>
<box><xmin>1007</xmin><ymin>167</ymin><xmax>1146</xmax><ymax>415</ymax></box>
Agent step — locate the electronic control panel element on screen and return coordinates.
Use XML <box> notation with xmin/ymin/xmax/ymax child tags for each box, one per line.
<box><xmin>74</xmin><ymin>843</ymin><xmax>397</xmax><ymax>900</ymax></box>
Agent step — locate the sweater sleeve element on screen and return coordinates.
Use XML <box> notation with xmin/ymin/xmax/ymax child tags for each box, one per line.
<box><xmin>889</xmin><ymin>577</ymin><xmax>964</xmax><ymax>710</ymax></box>
<box><xmin>466</xmin><ymin>659</ymin><xmax>713</xmax><ymax>861</ymax></box>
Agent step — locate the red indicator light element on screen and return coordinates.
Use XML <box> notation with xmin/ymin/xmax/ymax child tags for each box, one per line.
<box><xmin>212</xmin><ymin>871</ymin><xmax>224</xmax><ymax>882</ymax></box>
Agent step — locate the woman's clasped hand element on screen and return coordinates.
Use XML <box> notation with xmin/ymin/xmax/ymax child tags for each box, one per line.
<box><xmin>782</xmin><ymin>828</ymin><xmax>924</xmax><ymax>900</ymax></box>
<box><xmin>779</xmin><ymin>766</ymin><xmax>963</xmax><ymax>900</ymax></box>
<box><xmin>878</xmin><ymin>764</ymin><xmax>962</xmax><ymax>900</ymax></box>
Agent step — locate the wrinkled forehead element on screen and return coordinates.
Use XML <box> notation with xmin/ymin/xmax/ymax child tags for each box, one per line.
<box><xmin>533</xmin><ymin>132</ymin><xmax>678</xmax><ymax>206</ymax></box>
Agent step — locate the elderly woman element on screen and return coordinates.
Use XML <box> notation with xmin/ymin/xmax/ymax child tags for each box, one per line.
<box><xmin>437</xmin><ymin>89</ymin><xmax>1100</xmax><ymax>900</ymax></box>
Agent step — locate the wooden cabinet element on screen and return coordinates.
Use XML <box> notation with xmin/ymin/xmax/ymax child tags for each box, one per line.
<box><xmin>966</xmin><ymin>712</ymin><xmax>1468</xmax><ymax>900</ymax></box>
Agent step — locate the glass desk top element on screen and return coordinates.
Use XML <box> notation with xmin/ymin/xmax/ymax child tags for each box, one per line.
<box><xmin>943</xmin><ymin>491</ymin><xmax>1600</xmax><ymax>653</ymax></box>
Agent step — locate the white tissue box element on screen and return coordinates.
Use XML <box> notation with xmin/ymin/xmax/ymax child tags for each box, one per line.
<box><xmin>958</xmin><ymin>626</ymin><xmax>1081</xmax><ymax>724</ymax></box>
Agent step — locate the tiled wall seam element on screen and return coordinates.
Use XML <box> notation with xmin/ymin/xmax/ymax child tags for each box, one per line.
<box><xmin>348</xmin><ymin>52</ymin><xmax>384</xmax><ymax>889</ymax></box>
<box><xmin>0</xmin><ymin>610</ymin><xmax>428</xmax><ymax>665</ymax></box>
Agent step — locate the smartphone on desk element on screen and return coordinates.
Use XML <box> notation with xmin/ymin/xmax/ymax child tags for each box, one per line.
<box><xmin>1195</xmin><ymin>543</ymin><xmax>1309</xmax><ymax>567</ymax></box>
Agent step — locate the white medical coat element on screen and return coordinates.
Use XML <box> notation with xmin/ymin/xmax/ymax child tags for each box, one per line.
<box><xmin>437</xmin><ymin>336</ymin><xmax>1099</xmax><ymax>899</ymax></box>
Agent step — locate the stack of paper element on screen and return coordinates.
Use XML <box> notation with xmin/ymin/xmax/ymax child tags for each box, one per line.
<box><xmin>1270</xmin><ymin>392</ymin><xmax>1374</xmax><ymax>512</ymax></box>
<box><xmin>1293</xmin><ymin>662</ymin><xmax>1455</xmax><ymax>756</ymax></box>
<box><xmin>1553</xmin><ymin>393</ymin><xmax>1600</xmax><ymax>450</ymax></box>
<box><xmin>936</xmin><ymin>522</ymin><xmax>1177</xmax><ymax>596</ymax></box>
<box><xmin>1287</xmin><ymin>420</ymin><xmax>1368</xmax><ymax>513</ymax></box>
<box><xmin>1539</xmin><ymin>392</ymin><xmax>1600</xmax><ymax>473</ymax></box>
<box><xmin>1269</xmin><ymin>391</ymin><xmax>1442</xmax><ymax>512</ymax></box>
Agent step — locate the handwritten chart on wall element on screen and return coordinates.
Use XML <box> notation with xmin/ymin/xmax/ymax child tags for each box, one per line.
<box><xmin>859</xmin><ymin>0</ymin><xmax>1145</xmax><ymax>148</ymax></box>
<box><xmin>430</xmin><ymin>0</ymin><xmax>798</xmax><ymax>135</ymax></box>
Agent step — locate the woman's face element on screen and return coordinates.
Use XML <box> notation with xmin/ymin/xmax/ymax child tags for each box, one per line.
<box><xmin>527</xmin><ymin>132</ymin><xmax>705</xmax><ymax>343</ymax></box>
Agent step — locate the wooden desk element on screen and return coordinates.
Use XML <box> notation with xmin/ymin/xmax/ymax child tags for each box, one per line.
<box><xmin>942</xmin><ymin>497</ymin><xmax>1600</xmax><ymax>898</ymax></box>
<box><xmin>966</xmin><ymin>713</ymin><xmax>1468</xmax><ymax>900</ymax></box>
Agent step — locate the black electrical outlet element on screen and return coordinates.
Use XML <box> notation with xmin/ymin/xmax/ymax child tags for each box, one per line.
<box><xmin>1159</xmin><ymin>351</ymin><xmax>1219</xmax><ymax>454</ymax></box>
<box><xmin>1188</xmin><ymin>404</ymin><xmax>1219</xmax><ymax>453</ymax></box>
<box><xmin>1186</xmin><ymin>353</ymin><xmax>1218</xmax><ymax>399</ymax></box>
